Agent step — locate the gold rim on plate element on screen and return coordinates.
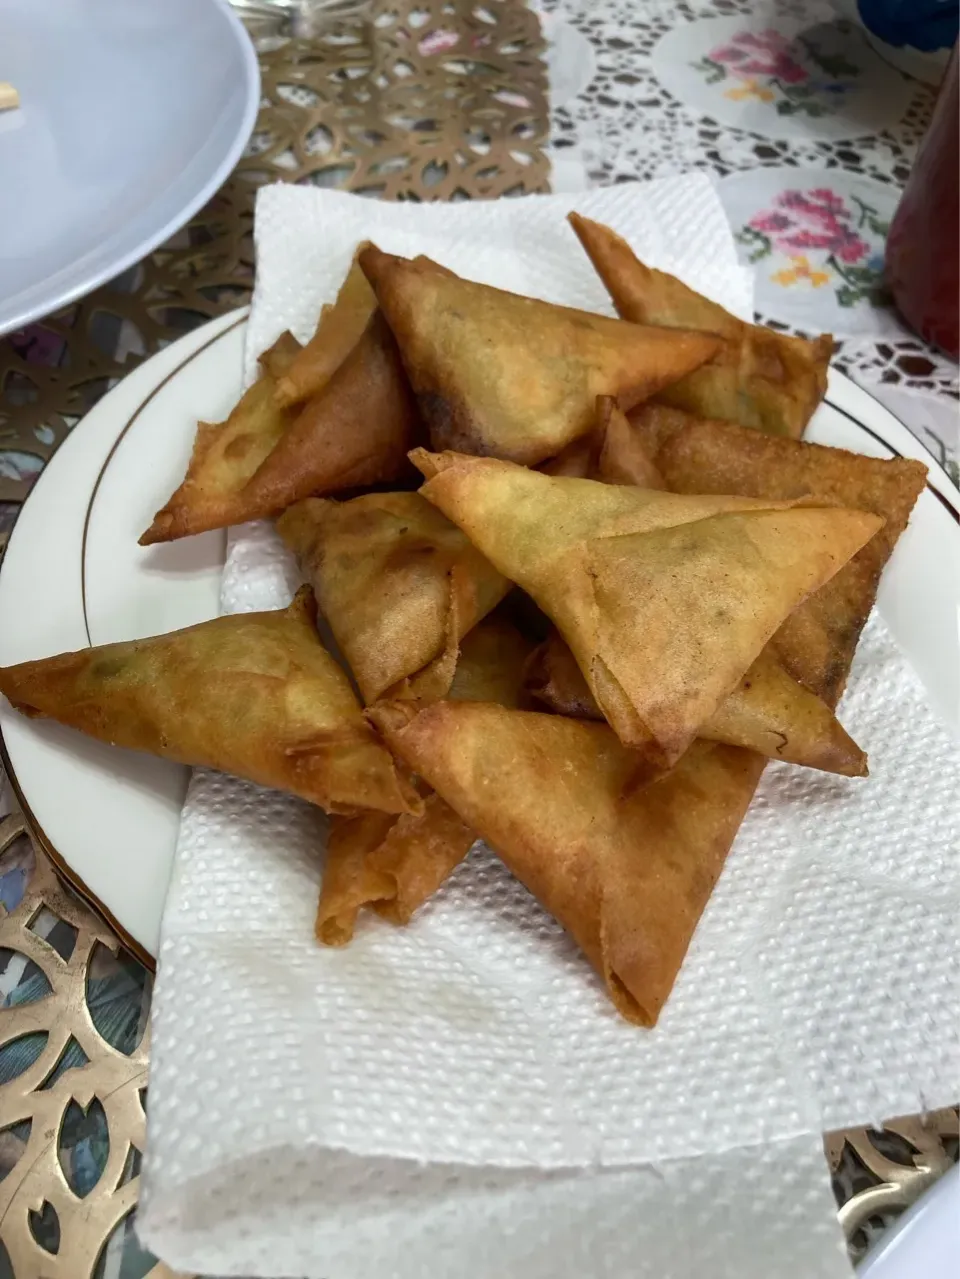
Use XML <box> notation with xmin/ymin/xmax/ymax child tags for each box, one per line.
<box><xmin>1</xmin><ymin>326</ymin><xmax>955</xmax><ymax>969</ymax></box>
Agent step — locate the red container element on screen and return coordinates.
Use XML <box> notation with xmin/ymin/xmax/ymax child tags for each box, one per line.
<box><xmin>885</xmin><ymin>47</ymin><xmax>959</xmax><ymax>360</ymax></box>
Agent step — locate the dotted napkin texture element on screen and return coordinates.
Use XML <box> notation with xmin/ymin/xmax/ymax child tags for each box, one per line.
<box><xmin>241</xmin><ymin>178</ymin><xmax>757</xmax><ymax>386</ymax></box>
<box><xmin>138</xmin><ymin>181</ymin><xmax>958</xmax><ymax>1279</ymax></box>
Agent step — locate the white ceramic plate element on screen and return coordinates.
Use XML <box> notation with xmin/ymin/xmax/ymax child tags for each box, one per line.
<box><xmin>0</xmin><ymin>0</ymin><xmax>259</xmax><ymax>336</ymax></box>
<box><xmin>858</xmin><ymin>1164</ymin><xmax>958</xmax><ymax>1278</ymax></box>
<box><xmin>0</xmin><ymin>310</ymin><xmax>958</xmax><ymax>966</ymax></box>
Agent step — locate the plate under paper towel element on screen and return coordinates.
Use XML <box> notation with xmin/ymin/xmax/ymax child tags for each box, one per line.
<box><xmin>138</xmin><ymin>179</ymin><xmax>960</xmax><ymax>1279</ymax></box>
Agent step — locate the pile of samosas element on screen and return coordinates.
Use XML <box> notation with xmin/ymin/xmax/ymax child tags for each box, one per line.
<box><xmin>0</xmin><ymin>215</ymin><xmax>927</xmax><ymax>1026</ymax></box>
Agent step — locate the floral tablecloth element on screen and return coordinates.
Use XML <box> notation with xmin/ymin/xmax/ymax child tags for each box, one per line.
<box><xmin>543</xmin><ymin>0</ymin><xmax>958</xmax><ymax>480</ymax></box>
<box><xmin>0</xmin><ymin>2</ymin><xmax>956</xmax><ymax>1278</ymax></box>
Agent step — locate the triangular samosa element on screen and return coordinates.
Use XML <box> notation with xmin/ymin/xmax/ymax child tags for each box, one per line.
<box><xmin>540</xmin><ymin>437</ymin><xmax>595</xmax><ymax>479</ymax></box>
<box><xmin>370</xmin><ymin>699</ymin><xmax>765</xmax><ymax>1026</ymax></box>
<box><xmin>319</xmin><ymin>796</ymin><xmax>470</xmax><ymax>944</ymax></box>
<box><xmin>277</xmin><ymin>491</ymin><xmax>511</xmax><ymax>705</ymax></box>
<box><xmin>595</xmin><ymin>394</ymin><xmax>665</xmax><ymax>488</ymax></box>
<box><xmin>272</xmin><ymin>246</ymin><xmax>454</xmax><ymax>409</ymax></box>
<box><xmin>274</xmin><ymin>246</ymin><xmax>377</xmax><ymax>408</ymax></box>
<box><xmin>0</xmin><ymin>588</ymin><xmax>418</xmax><ymax>817</ymax></box>
<box><xmin>239</xmin><ymin>312</ymin><xmax>420</xmax><ymax>517</ymax></box>
<box><xmin>568</xmin><ymin>212</ymin><xmax>832</xmax><ymax>439</ymax></box>
<box><xmin>140</xmin><ymin>332</ymin><xmax>302</xmax><ymax>545</ymax></box>
<box><xmin>414</xmin><ymin>450</ymin><xmax>882</xmax><ymax>770</ymax></box>
<box><xmin>359</xmin><ymin>245</ymin><xmax>721</xmax><ymax>465</ymax></box>
<box><xmin>259</xmin><ymin>330</ymin><xmax>302</xmax><ymax>380</ymax></box>
<box><xmin>316</xmin><ymin>616</ymin><xmax>532</xmax><ymax>944</ymax></box>
<box><xmin>628</xmin><ymin>406</ymin><xmax>928</xmax><ymax>703</ymax></box>
<box><xmin>540</xmin><ymin>396</ymin><xmax>665</xmax><ymax>488</ymax></box>
<box><xmin>526</xmin><ymin>630</ymin><xmax>867</xmax><ymax>777</ymax></box>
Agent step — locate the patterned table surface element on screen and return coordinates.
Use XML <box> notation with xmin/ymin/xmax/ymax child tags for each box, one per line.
<box><xmin>540</xmin><ymin>0</ymin><xmax>958</xmax><ymax>480</ymax></box>
<box><xmin>0</xmin><ymin>3</ymin><xmax>956</xmax><ymax>1278</ymax></box>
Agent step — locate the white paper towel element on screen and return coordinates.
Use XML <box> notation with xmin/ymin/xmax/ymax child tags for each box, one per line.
<box><xmin>138</xmin><ymin>179</ymin><xmax>960</xmax><ymax>1279</ymax></box>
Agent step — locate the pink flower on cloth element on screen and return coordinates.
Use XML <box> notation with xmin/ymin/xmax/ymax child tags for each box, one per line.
<box><xmin>746</xmin><ymin>189</ymin><xmax>871</xmax><ymax>264</ymax></box>
<box><xmin>737</xmin><ymin>186</ymin><xmax>890</xmax><ymax>308</ymax></box>
<box><xmin>710</xmin><ymin>43</ymin><xmax>750</xmax><ymax>64</ymax></box>
<box><xmin>707</xmin><ymin>29</ymin><xmax>808</xmax><ymax>84</ymax></box>
<box><xmin>779</xmin><ymin>187</ymin><xmax>845</xmax><ymax>215</ymax></box>
<box><xmin>750</xmin><ymin>210</ymin><xmax>793</xmax><ymax>234</ymax></box>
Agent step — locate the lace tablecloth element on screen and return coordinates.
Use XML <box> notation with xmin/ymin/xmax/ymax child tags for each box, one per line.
<box><xmin>0</xmin><ymin>3</ymin><xmax>956</xmax><ymax>1278</ymax></box>
<box><xmin>542</xmin><ymin>0</ymin><xmax>958</xmax><ymax>481</ymax></box>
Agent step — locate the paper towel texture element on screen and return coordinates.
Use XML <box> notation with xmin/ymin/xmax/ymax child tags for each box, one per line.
<box><xmin>143</xmin><ymin>1128</ymin><xmax>851</xmax><ymax>1279</ymax></box>
<box><xmin>241</xmin><ymin>178</ymin><xmax>756</xmax><ymax>385</ymax></box>
<box><xmin>139</xmin><ymin>180</ymin><xmax>958</xmax><ymax>1278</ymax></box>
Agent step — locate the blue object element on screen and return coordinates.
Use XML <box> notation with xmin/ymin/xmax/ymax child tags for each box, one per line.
<box><xmin>857</xmin><ymin>0</ymin><xmax>958</xmax><ymax>51</ymax></box>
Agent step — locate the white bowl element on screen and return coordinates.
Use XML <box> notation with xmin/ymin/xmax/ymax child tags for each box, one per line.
<box><xmin>0</xmin><ymin>0</ymin><xmax>259</xmax><ymax>335</ymax></box>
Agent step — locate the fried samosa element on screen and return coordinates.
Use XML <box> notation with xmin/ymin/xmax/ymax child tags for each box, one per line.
<box><xmin>0</xmin><ymin>588</ymin><xmax>418</xmax><ymax>817</ymax></box>
<box><xmin>595</xmin><ymin>394</ymin><xmax>665</xmax><ymax>487</ymax></box>
<box><xmin>414</xmin><ymin>449</ymin><xmax>882</xmax><ymax>771</ymax></box>
<box><xmin>444</xmin><ymin>612</ymin><xmax>534</xmax><ymax>706</ymax></box>
<box><xmin>526</xmin><ymin>630</ymin><xmax>866</xmax><ymax>777</ymax></box>
<box><xmin>541</xmin><ymin>395</ymin><xmax>665</xmax><ymax>488</ymax></box>
<box><xmin>277</xmin><ymin>491</ymin><xmax>511</xmax><ymax>705</ymax></box>
<box><xmin>359</xmin><ymin>245</ymin><xmax>721</xmax><ymax>465</ymax></box>
<box><xmin>540</xmin><ymin>433</ymin><xmax>597</xmax><ymax>479</ymax></box>
<box><xmin>568</xmin><ymin>212</ymin><xmax>832</xmax><ymax>439</ymax></box>
<box><xmin>317</xmin><ymin>616</ymin><xmax>532</xmax><ymax>944</ymax></box>
<box><xmin>628</xmin><ymin>406</ymin><xmax>928</xmax><ymax>703</ymax></box>
<box><xmin>238</xmin><ymin>312</ymin><xmax>420</xmax><ymax>517</ymax></box>
<box><xmin>274</xmin><ymin>247</ymin><xmax>377</xmax><ymax>408</ymax></box>
<box><xmin>139</xmin><ymin>331</ymin><xmax>302</xmax><ymax>546</ymax></box>
<box><xmin>371</xmin><ymin>699</ymin><xmax>764</xmax><ymax>1026</ymax></box>
<box><xmin>525</xmin><ymin>629</ymin><xmax>599</xmax><ymax>720</ymax></box>
<box><xmin>258</xmin><ymin>330</ymin><xmax>303</xmax><ymax>381</ymax></box>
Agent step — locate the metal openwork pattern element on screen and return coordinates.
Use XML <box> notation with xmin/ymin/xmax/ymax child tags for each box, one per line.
<box><xmin>0</xmin><ymin>4</ymin><xmax>955</xmax><ymax>1275</ymax></box>
<box><xmin>827</xmin><ymin>1109</ymin><xmax>959</xmax><ymax>1264</ymax></box>
<box><xmin>0</xmin><ymin>7</ymin><xmax>549</xmax><ymax>1273</ymax></box>
<box><xmin>0</xmin><ymin>801</ymin><xmax>956</xmax><ymax>1277</ymax></box>
<box><xmin>0</xmin><ymin>813</ymin><xmax>160</xmax><ymax>1278</ymax></box>
<box><xmin>0</xmin><ymin>0</ymin><xmax>549</xmax><ymax>530</ymax></box>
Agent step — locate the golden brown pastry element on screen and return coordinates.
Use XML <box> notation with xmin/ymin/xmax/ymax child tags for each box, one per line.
<box><xmin>274</xmin><ymin>246</ymin><xmax>377</xmax><ymax>408</ymax></box>
<box><xmin>568</xmin><ymin>211</ymin><xmax>832</xmax><ymax>439</ymax></box>
<box><xmin>370</xmin><ymin>699</ymin><xmax>764</xmax><ymax>1026</ymax></box>
<box><xmin>359</xmin><ymin>245</ymin><xmax>722</xmax><ymax>465</ymax></box>
<box><xmin>317</xmin><ymin>615</ymin><xmax>533</xmax><ymax>944</ymax></box>
<box><xmin>139</xmin><ymin>331</ymin><xmax>302</xmax><ymax>545</ymax></box>
<box><xmin>277</xmin><ymin>491</ymin><xmax>511</xmax><ymax>705</ymax></box>
<box><xmin>525</xmin><ymin>631</ymin><xmax>867</xmax><ymax>777</ymax></box>
<box><xmin>240</xmin><ymin>312</ymin><xmax>421</xmax><ymax>516</ymax></box>
<box><xmin>414</xmin><ymin>449</ymin><xmax>881</xmax><ymax>772</ymax></box>
<box><xmin>540</xmin><ymin>395</ymin><xmax>665</xmax><ymax>487</ymax></box>
<box><xmin>0</xmin><ymin>588</ymin><xmax>418</xmax><ymax>817</ymax></box>
<box><xmin>628</xmin><ymin>405</ymin><xmax>928</xmax><ymax>704</ymax></box>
